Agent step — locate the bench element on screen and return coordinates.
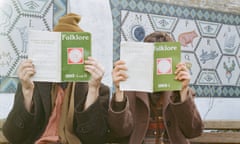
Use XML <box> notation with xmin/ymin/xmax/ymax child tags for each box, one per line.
<box><xmin>0</xmin><ymin>119</ymin><xmax>9</xmax><ymax>144</ymax></box>
<box><xmin>1</xmin><ymin>119</ymin><xmax>240</xmax><ymax>144</ymax></box>
<box><xmin>190</xmin><ymin>120</ymin><xmax>240</xmax><ymax>144</ymax></box>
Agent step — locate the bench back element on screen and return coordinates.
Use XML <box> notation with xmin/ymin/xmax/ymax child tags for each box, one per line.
<box><xmin>0</xmin><ymin>119</ymin><xmax>9</xmax><ymax>144</ymax></box>
<box><xmin>190</xmin><ymin>120</ymin><xmax>240</xmax><ymax>144</ymax></box>
<box><xmin>1</xmin><ymin>119</ymin><xmax>240</xmax><ymax>144</ymax></box>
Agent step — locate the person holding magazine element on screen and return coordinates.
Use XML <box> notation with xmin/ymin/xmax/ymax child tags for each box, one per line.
<box><xmin>108</xmin><ymin>31</ymin><xmax>203</xmax><ymax>144</ymax></box>
<box><xmin>3</xmin><ymin>13</ymin><xmax>110</xmax><ymax>144</ymax></box>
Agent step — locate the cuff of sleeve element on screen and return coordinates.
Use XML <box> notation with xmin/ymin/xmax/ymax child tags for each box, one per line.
<box><xmin>170</xmin><ymin>92</ymin><xmax>196</xmax><ymax>116</ymax></box>
<box><xmin>111</xmin><ymin>94</ymin><xmax>127</xmax><ymax>112</ymax></box>
<box><xmin>109</xmin><ymin>95</ymin><xmax>128</xmax><ymax>114</ymax></box>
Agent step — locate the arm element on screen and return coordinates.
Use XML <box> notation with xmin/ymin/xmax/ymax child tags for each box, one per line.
<box><xmin>108</xmin><ymin>60</ymin><xmax>134</xmax><ymax>137</ymax></box>
<box><xmin>75</xmin><ymin>57</ymin><xmax>110</xmax><ymax>144</ymax></box>
<box><xmin>108</xmin><ymin>94</ymin><xmax>134</xmax><ymax>137</ymax></box>
<box><xmin>17</xmin><ymin>59</ymin><xmax>36</xmax><ymax>112</ymax></box>
<box><xmin>74</xmin><ymin>84</ymin><xmax>110</xmax><ymax>144</ymax></box>
<box><xmin>170</xmin><ymin>89</ymin><xmax>204</xmax><ymax>138</ymax></box>
<box><xmin>3</xmin><ymin>83</ymin><xmax>48</xmax><ymax>144</ymax></box>
<box><xmin>2</xmin><ymin>83</ymin><xmax>36</xmax><ymax>143</ymax></box>
<box><xmin>3</xmin><ymin>59</ymin><xmax>37</xmax><ymax>143</ymax></box>
<box><xmin>174</xmin><ymin>62</ymin><xmax>191</xmax><ymax>102</ymax></box>
<box><xmin>84</xmin><ymin>57</ymin><xmax>105</xmax><ymax>109</ymax></box>
<box><xmin>170</xmin><ymin>62</ymin><xmax>203</xmax><ymax>138</ymax></box>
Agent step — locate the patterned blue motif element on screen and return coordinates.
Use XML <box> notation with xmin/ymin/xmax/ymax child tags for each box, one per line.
<box><xmin>53</xmin><ymin>0</ymin><xmax>67</xmax><ymax>26</ymax></box>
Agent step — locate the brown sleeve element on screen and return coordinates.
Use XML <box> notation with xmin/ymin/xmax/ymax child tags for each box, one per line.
<box><xmin>108</xmin><ymin>95</ymin><xmax>134</xmax><ymax>137</ymax></box>
<box><xmin>170</xmin><ymin>89</ymin><xmax>204</xmax><ymax>138</ymax></box>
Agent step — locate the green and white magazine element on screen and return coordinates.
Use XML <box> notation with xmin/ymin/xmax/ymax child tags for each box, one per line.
<box><xmin>28</xmin><ymin>30</ymin><xmax>91</xmax><ymax>82</ymax></box>
<box><xmin>120</xmin><ymin>41</ymin><xmax>181</xmax><ymax>92</ymax></box>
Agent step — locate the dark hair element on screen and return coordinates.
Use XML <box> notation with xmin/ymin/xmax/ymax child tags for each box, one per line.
<box><xmin>144</xmin><ymin>31</ymin><xmax>173</xmax><ymax>42</ymax></box>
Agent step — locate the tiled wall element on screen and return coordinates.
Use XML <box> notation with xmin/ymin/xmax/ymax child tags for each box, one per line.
<box><xmin>110</xmin><ymin>0</ymin><xmax>240</xmax><ymax>97</ymax></box>
<box><xmin>0</xmin><ymin>0</ymin><xmax>67</xmax><ymax>93</ymax></box>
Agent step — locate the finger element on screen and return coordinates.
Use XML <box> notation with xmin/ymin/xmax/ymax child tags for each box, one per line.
<box><xmin>114</xmin><ymin>75</ymin><xmax>128</xmax><ymax>83</ymax></box>
<box><xmin>87</xmin><ymin>63</ymin><xmax>104</xmax><ymax>75</ymax></box>
<box><xmin>84</xmin><ymin>57</ymin><xmax>96</xmax><ymax>65</ymax></box>
<box><xmin>113</xmin><ymin>70</ymin><xmax>128</xmax><ymax>79</ymax></box>
<box><xmin>94</xmin><ymin>62</ymin><xmax>105</xmax><ymax>74</ymax></box>
<box><xmin>114</xmin><ymin>64</ymin><xmax>128</xmax><ymax>72</ymax></box>
<box><xmin>112</xmin><ymin>69</ymin><xmax>128</xmax><ymax>88</ymax></box>
<box><xmin>113</xmin><ymin>61</ymin><xmax>128</xmax><ymax>76</ymax></box>
<box><xmin>175</xmin><ymin>65</ymin><xmax>188</xmax><ymax>75</ymax></box>
<box><xmin>85</xmin><ymin>57</ymin><xmax>105</xmax><ymax>73</ymax></box>
<box><xmin>85</xmin><ymin>65</ymin><xmax>96</xmax><ymax>74</ymax></box>
<box><xmin>20</xmin><ymin>67</ymin><xmax>35</xmax><ymax>80</ymax></box>
<box><xmin>22</xmin><ymin>59</ymin><xmax>34</xmax><ymax>67</ymax></box>
<box><xmin>175</xmin><ymin>71</ymin><xmax>190</xmax><ymax>81</ymax></box>
<box><xmin>93</xmin><ymin>66</ymin><xmax>105</xmax><ymax>78</ymax></box>
<box><xmin>176</xmin><ymin>75</ymin><xmax>190</xmax><ymax>81</ymax></box>
<box><xmin>114</xmin><ymin>60</ymin><xmax>125</xmax><ymax>67</ymax></box>
<box><xmin>176</xmin><ymin>62</ymin><xmax>186</xmax><ymax>67</ymax></box>
<box><xmin>18</xmin><ymin>63</ymin><xmax>35</xmax><ymax>79</ymax></box>
<box><xmin>18</xmin><ymin>60</ymin><xmax>34</xmax><ymax>72</ymax></box>
<box><xmin>85</xmin><ymin>57</ymin><xmax>104</xmax><ymax>72</ymax></box>
<box><xmin>21</xmin><ymin>71</ymin><xmax>35</xmax><ymax>82</ymax></box>
<box><xmin>85</xmin><ymin>65</ymin><xmax>104</xmax><ymax>78</ymax></box>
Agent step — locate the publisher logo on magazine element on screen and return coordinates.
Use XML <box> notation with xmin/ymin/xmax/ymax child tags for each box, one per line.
<box><xmin>68</xmin><ymin>48</ymin><xmax>84</xmax><ymax>64</ymax></box>
<box><xmin>157</xmin><ymin>58</ymin><xmax>172</xmax><ymax>75</ymax></box>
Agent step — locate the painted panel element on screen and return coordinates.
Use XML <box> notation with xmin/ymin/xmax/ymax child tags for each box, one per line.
<box><xmin>0</xmin><ymin>0</ymin><xmax>67</xmax><ymax>93</ymax></box>
<box><xmin>110</xmin><ymin>0</ymin><xmax>240</xmax><ymax>97</ymax></box>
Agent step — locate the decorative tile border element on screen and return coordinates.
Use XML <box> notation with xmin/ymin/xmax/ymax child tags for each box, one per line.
<box><xmin>110</xmin><ymin>0</ymin><xmax>240</xmax><ymax>61</ymax></box>
<box><xmin>0</xmin><ymin>78</ymin><xmax>18</xmax><ymax>93</ymax></box>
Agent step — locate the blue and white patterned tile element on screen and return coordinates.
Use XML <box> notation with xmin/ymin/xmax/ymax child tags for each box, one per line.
<box><xmin>121</xmin><ymin>10</ymin><xmax>154</xmax><ymax>42</ymax></box>
<box><xmin>181</xmin><ymin>52</ymin><xmax>200</xmax><ymax>84</ymax></box>
<box><xmin>197</xmin><ymin>20</ymin><xmax>221</xmax><ymax>37</ymax></box>
<box><xmin>149</xmin><ymin>14</ymin><xmax>178</xmax><ymax>32</ymax></box>
<box><xmin>0</xmin><ymin>0</ymin><xmax>19</xmax><ymax>35</ymax></box>
<box><xmin>172</xmin><ymin>19</ymin><xmax>201</xmax><ymax>52</ymax></box>
<box><xmin>217</xmin><ymin>56</ymin><xmax>239</xmax><ymax>85</ymax></box>
<box><xmin>195</xmin><ymin>38</ymin><xmax>221</xmax><ymax>69</ymax></box>
<box><xmin>217</xmin><ymin>24</ymin><xmax>240</xmax><ymax>55</ymax></box>
<box><xmin>197</xmin><ymin>70</ymin><xmax>220</xmax><ymax>85</ymax></box>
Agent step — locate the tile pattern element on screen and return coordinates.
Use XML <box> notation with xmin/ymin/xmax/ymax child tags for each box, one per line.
<box><xmin>110</xmin><ymin>0</ymin><xmax>240</xmax><ymax>97</ymax></box>
<box><xmin>0</xmin><ymin>0</ymin><xmax>67</xmax><ymax>93</ymax></box>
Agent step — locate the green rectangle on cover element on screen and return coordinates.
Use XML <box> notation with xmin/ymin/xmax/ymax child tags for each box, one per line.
<box><xmin>61</xmin><ymin>32</ymin><xmax>91</xmax><ymax>81</ymax></box>
<box><xmin>153</xmin><ymin>42</ymin><xmax>182</xmax><ymax>91</ymax></box>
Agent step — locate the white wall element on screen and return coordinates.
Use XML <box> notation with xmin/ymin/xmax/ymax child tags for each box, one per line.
<box><xmin>195</xmin><ymin>97</ymin><xmax>240</xmax><ymax>120</ymax></box>
<box><xmin>0</xmin><ymin>94</ymin><xmax>14</xmax><ymax>119</ymax></box>
<box><xmin>0</xmin><ymin>93</ymin><xmax>239</xmax><ymax>120</ymax></box>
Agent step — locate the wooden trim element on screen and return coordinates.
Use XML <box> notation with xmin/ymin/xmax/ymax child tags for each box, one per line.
<box><xmin>0</xmin><ymin>132</ymin><xmax>8</xmax><ymax>144</ymax></box>
<box><xmin>0</xmin><ymin>119</ymin><xmax>4</xmax><ymax>129</ymax></box>
<box><xmin>190</xmin><ymin>132</ymin><xmax>240</xmax><ymax>143</ymax></box>
<box><xmin>0</xmin><ymin>119</ymin><xmax>8</xmax><ymax>144</ymax></box>
<box><xmin>1</xmin><ymin>119</ymin><xmax>240</xmax><ymax>144</ymax></box>
<box><xmin>204</xmin><ymin>120</ymin><xmax>240</xmax><ymax>130</ymax></box>
<box><xmin>190</xmin><ymin>120</ymin><xmax>240</xmax><ymax>143</ymax></box>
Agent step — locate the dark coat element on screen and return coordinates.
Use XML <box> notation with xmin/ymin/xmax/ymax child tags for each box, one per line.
<box><xmin>108</xmin><ymin>89</ymin><xmax>204</xmax><ymax>144</ymax></box>
<box><xmin>3</xmin><ymin>82</ymin><xmax>110</xmax><ymax>144</ymax></box>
